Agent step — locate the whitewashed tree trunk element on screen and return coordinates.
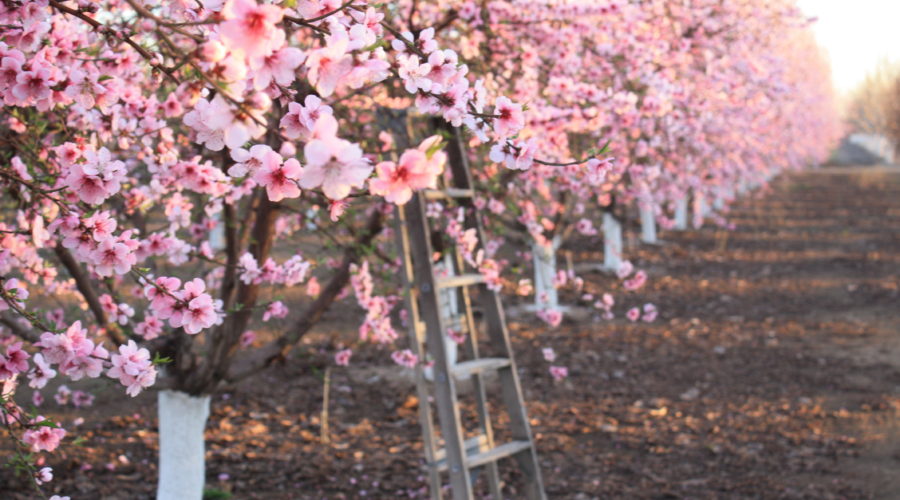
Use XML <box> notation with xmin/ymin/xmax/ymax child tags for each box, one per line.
<box><xmin>673</xmin><ymin>196</ymin><xmax>689</xmax><ymax>230</ymax></box>
<box><xmin>532</xmin><ymin>236</ymin><xmax>561</xmax><ymax>309</ymax></box>
<box><xmin>639</xmin><ymin>202</ymin><xmax>657</xmax><ymax>244</ymax></box>
<box><xmin>713</xmin><ymin>191</ymin><xmax>725</xmax><ymax>211</ymax></box>
<box><xmin>157</xmin><ymin>390</ymin><xmax>211</xmax><ymax>500</ymax></box>
<box><xmin>209</xmin><ymin>213</ymin><xmax>225</xmax><ymax>251</ymax></box>
<box><xmin>602</xmin><ymin>212</ymin><xmax>623</xmax><ymax>272</ymax></box>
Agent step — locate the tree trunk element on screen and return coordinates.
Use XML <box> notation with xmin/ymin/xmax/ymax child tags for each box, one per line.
<box><xmin>532</xmin><ymin>236</ymin><xmax>561</xmax><ymax>309</ymax></box>
<box><xmin>673</xmin><ymin>196</ymin><xmax>689</xmax><ymax>230</ymax></box>
<box><xmin>639</xmin><ymin>202</ymin><xmax>657</xmax><ymax>243</ymax></box>
<box><xmin>157</xmin><ymin>390</ymin><xmax>211</xmax><ymax>500</ymax></box>
<box><xmin>602</xmin><ymin>212</ymin><xmax>623</xmax><ymax>272</ymax></box>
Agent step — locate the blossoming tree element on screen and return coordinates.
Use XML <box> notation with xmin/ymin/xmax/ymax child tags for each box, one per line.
<box><xmin>0</xmin><ymin>0</ymin><xmax>838</xmax><ymax>498</ymax></box>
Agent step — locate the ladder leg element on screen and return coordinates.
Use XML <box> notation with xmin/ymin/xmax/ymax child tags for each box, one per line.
<box><xmin>452</xmin><ymin>252</ymin><xmax>502</xmax><ymax>499</ymax></box>
<box><xmin>480</xmin><ymin>291</ymin><xmax>546</xmax><ymax>499</ymax></box>
<box><xmin>443</xmin><ymin>125</ymin><xmax>546</xmax><ymax>499</ymax></box>
<box><xmin>395</xmin><ymin>208</ymin><xmax>445</xmax><ymax>499</ymax></box>
<box><xmin>404</xmin><ymin>194</ymin><xmax>474</xmax><ymax>500</ymax></box>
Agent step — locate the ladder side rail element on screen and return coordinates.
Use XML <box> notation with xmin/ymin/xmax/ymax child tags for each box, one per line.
<box><xmin>444</xmin><ymin>125</ymin><xmax>547</xmax><ymax>499</ymax></box>
<box><xmin>404</xmin><ymin>193</ymin><xmax>474</xmax><ymax>500</ymax></box>
<box><xmin>395</xmin><ymin>207</ymin><xmax>444</xmax><ymax>500</ymax></box>
<box><xmin>450</xmin><ymin>247</ymin><xmax>502</xmax><ymax>499</ymax></box>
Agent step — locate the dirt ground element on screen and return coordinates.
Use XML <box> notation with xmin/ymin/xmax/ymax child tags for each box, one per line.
<box><xmin>3</xmin><ymin>165</ymin><xmax>900</xmax><ymax>499</ymax></box>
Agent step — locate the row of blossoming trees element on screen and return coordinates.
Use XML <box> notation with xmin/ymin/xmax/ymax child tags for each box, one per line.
<box><xmin>0</xmin><ymin>0</ymin><xmax>839</xmax><ymax>498</ymax></box>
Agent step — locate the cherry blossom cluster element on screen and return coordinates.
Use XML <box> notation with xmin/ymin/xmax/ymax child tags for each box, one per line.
<box><xmin>143</xmin><ymin>277</ymin><xmax>222</xmax><ymax>335</ymax></box>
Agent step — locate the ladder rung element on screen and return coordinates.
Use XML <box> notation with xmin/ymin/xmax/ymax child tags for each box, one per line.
<box><xmin>435</xmin><ymin>273</ymin><xmax>484</xmax><ymax>289</ymax></box>
<box><xmin>431</xmin><ymin>434</ymin><xmax>489</xmax><ymax>470</ymax></box>
<box><xmin>432</xmin><ymin>438</ymin><xmax>531</xmax><ymax>472</ymax></box>
<box><xmin>423</xmin><ymin>188</ymin><xmax>475</xmax><ymax>200</ymax></box>
<box><xmin>451</xmin><ymin>357</ymin><xmax>510</xmax><ymax>379</ymax></box>
<box><xmin>467</xmin><ymin>440</ymin><xmax>532</xmax><ymax>469</ymax></box>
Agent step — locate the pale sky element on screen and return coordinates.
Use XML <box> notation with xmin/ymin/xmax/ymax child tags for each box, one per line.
<box><xmin>797</xmin><ymin>0</ymin><xmax>900</xmax><ymax>96</ymax></box>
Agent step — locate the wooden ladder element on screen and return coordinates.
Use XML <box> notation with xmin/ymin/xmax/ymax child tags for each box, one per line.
<box><xmin>395</xmin><ymin>125</ymin><xmax>546</xmax><ymax>500</ymax></box>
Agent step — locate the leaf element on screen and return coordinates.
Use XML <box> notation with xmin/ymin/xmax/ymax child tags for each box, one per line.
<box><xmin>152</xmin><ymin>353</ymin><xmax>173</xmax><ymax>365</ymax></box>
<box><xmin>425</xmin><ymin>138</ymin><xmax>446</xmax><ymax>159</ymax></box>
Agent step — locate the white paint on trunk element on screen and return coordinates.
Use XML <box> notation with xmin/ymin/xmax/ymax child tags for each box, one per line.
<box><xmin>673</xmin><ymin>196</ymin><xmax>689</xmax><ymax>230</ymax></box>
<box><xmin>603</xmin><ymin>212</ymin><xmax>623</xmax><ymax>272</ymax></box>
<box><xmin>209</xmin><ymin>213</ymin><xmax>225</xmax><ymax>251</ymax></box>
<box><xmin>713</xmin><ymin>187</ymin><xmax>726</xmax><ymax>211</ymax></box>
<box><xmin>532</xmin><ymin>236</ymin><xmax>561</xmax><ymax>309</ymax></box>
<box><xmin>639</xmin><ymin>202</ymin><xmax>657</xmax><ymax>244</ymax></box>
<box><xmin>157</xmin><ymin>390</ymin><xmax>211</xmax><ymax>500</ymax></box>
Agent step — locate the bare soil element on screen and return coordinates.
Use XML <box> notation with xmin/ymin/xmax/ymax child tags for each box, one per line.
<box><xmin>3</xmin><ymin>165</ymin><xmax>900</xmax><ymax>499</ymax></box>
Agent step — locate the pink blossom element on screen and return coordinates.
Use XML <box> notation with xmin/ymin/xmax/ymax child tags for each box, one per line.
<box><xmin>537</xmin><ymin>308</ymin><xmax>563</xmax><ymax>327</ymax></box>
<box><xmin>183</xmin><ymin>98</ymin><xmax>226</xmax><ymax>151</ymax></box>
<box><xmin>219</xmin><ymin>0</ymin><xmax>285</xmax><ymax>61</ymax></box>
<box><xmin>305</xmin><ymin>29</ymin><xmax>352</xmax><ymax>97</ymax></box>
<box><xmin>262</xmin><ymin>301</ymin><xmax>288</xmax><ymax>322</ymax></box>
<box><xmin>22</xmin><ymin>419</ymin><xmax>66</xmax><ymax>452</ymax></box>
<box><xmin>72</xmin><ymin>390</ymin><xmax>94</xmax><ymax>408</ymax></box>
<box><xmin>369</xmin><ymin>136</ymin><xmax>446</xmax><ymax>204</ymax></box>
<box><xmin>549</xmin><ymin>365</ymin><xmax>569</xmax><ymax>381</ymax></box>
<box><xmin>397</xmin><ymin>54</ymin><xmax>434</xmax><ymax>94</ymax></box>
<box><xmin>229</xmin><ymin>144</ymin><xmax>274</xmax><ymax>178</ymax></box>
<box><xmin>624</xmin><ymin>270</ymin><xmax>647</xmax><ymax>291</ymax></box>
<box><xmin>54</xmin><ymin>385</ymin><xmax>71</xmax><ymax>405</ymax></box>
<box><xmin>240</xmin><ymin>330</ymin><xmax>256</xmax><ymax>348</ymax></box>
<box><xmin>576</xmin><ymin>219</ymin><xmax>597</xmax><ymax>236</ymax></box>
<box><xmin>391</xmin><ymin>349</ymin><xmax>418</xmax><ymax>368</ymax></box>
<box><xmin>626</xmin><ymin>307</ymin><xmax>640</xmax><ymax>322</ymax></box>
<box><xmin>144</xmin><ymin>277</ymin><xmax>181</xmax><ymax>318</ymax></box>
<box><xmin>334</xmin><ymin>348</ymin><xmax>352</xmax><ymax>366</ymax></box>
<box><xmin>91</xmin><ymin>239</ymin><xmax>135</xmax><ymax>277</ymax></box>
<box><xmin>280</xmin><ymin>95</ymin><xmax>333</xmax><ymax>140</ymax></box>
<box><xmin>182</xmin><ymin>293</ymin><xmax>218</xmax><ymax>335</ymax></box>
<box><xmin>12</xmin><ymin>66</ymin><xmax>54</xmax><ymax>103</ymax></box>
<box><xmin>391</xmin><ymin>27</ymin><xmax>438</xmax><ymax>54</ymax></box>
<box><xmin>489</xmin><ymin>139</ymin><xmax>534</xmax><ymax>170</ymax></box>
<box><xmin>64</xmin><ymin>147</ymin><xmax>126</xmax><ymax>205</ymax></box>
<box><xmin>107</xmin><ymin>340</ymin><xmax>157</xmax><ymax>397</ymax></box>
<box><xmin>0</xmin><ymin>341</ymin><xmax>29</xmax><ymax>380</ymax></box>
<box><xmin>162</xmin><ymin>93</ymin><xmax>184</xmax><ymax>117</ymax></box>
<box><xmin>135</xmin><ymin>316</ymin><xmax>164</xmax><ymax>340</ymax></box>
<box><xmin>306</xmin><ymin>277</ymin><xmax>321</xmax><ymax>297</ymax></box>
<box><xmin>252</xmin><ymin>46</ymin><xmax>305</xmax><ymax>90</ymax></box>
<box><xmin>492</xmin><ymin>97</ymin><xmax>525</xmax><ymax>138</ymax></box>
<box><xmin>28</xmin><ymin>354</ymin><xmax>55</xmax><ymax>389</ymax></box>
<box><xmin>616</xmin><ymin>261</ymin><xmax>634</xmax><ymax>279</ymax></box>
<box><xmin>253</xmin><ymin>155</ymin><xmax>302</xmax><ymax>202</ymax></box>
<box><xmin>35</xmin><ymin>466</ymin><xmax>53</xmax><ymax>485</ymax></box>
<box><xmin>1</xmin><ymin>278</ymin><xmax>29</xmax><ymax>311</ymax></box>
<box><xmin>542</xmin><ymin>347</ymin><xmax>556</xmax><ymax>363</ymax></box>
<box><xmin>300</xmin><ymin>115</ymin><xmax>372</xmax><ymax>199</ymax></box>
<box><xmin>642</xmin><ymin>303</ymin><xmax>658</xmax><ymax>322</ymax></box>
